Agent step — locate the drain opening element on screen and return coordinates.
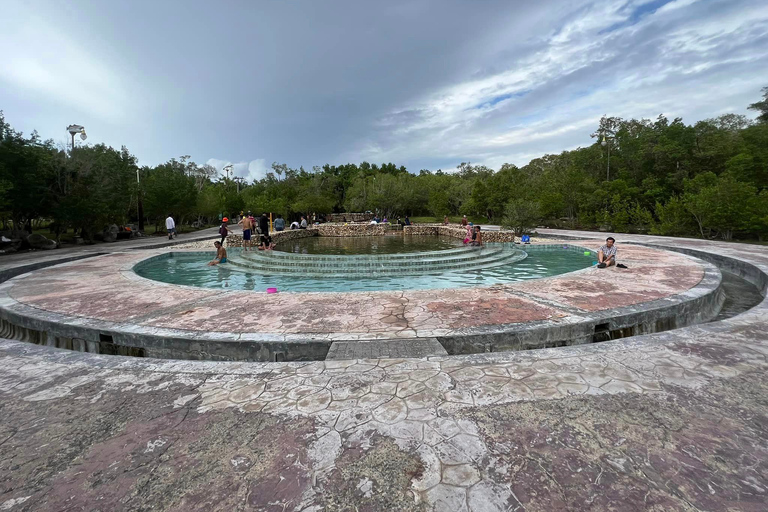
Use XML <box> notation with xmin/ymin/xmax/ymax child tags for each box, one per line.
<box><xmin>592</xmin><ymin>323</ymin><xmax>611</xmax><ymax>343</ymax></box>
<box><xmin>99</xmin><ymin>333</ymin><xmax>113</xmax><ymax>342</ymax></box>
<box><xmin>99</xmin><ymin>341</ymin><xmax>146</xmax><ymax>357</ymax></box>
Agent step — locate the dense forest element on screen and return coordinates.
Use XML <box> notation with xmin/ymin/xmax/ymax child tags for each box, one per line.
<box><xmin>1</xmin><ymin>87</ymin><xmax>766</xmax><ymax>242</ymax></box>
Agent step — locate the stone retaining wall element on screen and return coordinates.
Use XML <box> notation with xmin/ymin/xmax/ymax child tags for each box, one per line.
<box><xmin>225</xmin><ymin>223</ymin><xmax>517</xmax><ymax>243</ymax></box>
<box><xmin>404</xmin><ymin>224</ymin><xmax>516</xmax><ymax>243</ymax></box>
<box><xmin>326</xmin><ymin>213</ymin><xmax>373</xmax><ymax>223</ymax></box>
<box><xmin>227</xmin><ymin>228</ymin><xmax>318</xmax><ymax>245</ymax></box>
<box><xmin>317</xmin><ymin>223</ymin><xmax>391</xmax><ymax>237</ymax></box>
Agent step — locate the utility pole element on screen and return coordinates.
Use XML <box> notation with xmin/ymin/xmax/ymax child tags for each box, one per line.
<box><xmin>223</xmin><ymin>164</ymin><xmax>233</xmax><ymax>181</ymax></box>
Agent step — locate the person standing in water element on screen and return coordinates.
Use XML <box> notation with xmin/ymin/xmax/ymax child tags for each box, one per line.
<box><xmin>219</xmin><ymin>217</ymin><xmax>230</xmax><ymax>245</ymax></box>
<box><xmin>470</xmin><ymin>225</ymin><xmax>483</xmax><ymax>246</ymax></box>
<box><xmin>238</xmin><ymin>213</ymin><xmax>254</xmax><ymax>251</ymax></box>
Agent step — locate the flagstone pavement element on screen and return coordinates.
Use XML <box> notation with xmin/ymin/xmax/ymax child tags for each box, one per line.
<box><xmin>0</xmin><ymin>230</ymin><xmax>766</xmax><ymax>511</ymax></box>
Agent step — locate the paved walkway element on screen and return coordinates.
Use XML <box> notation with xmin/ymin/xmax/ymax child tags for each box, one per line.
<box><xmin>0</xmin><ymin>230</ymin><xmax>766</xmax><ymax>511</ymax></box>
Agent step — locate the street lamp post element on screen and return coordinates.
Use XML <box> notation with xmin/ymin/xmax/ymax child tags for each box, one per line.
<box><xmin>136</xmin><ymin>168</ymin><xmax>145</xmax><ymax>232</ymax></box>
<box><xmin>66</xmin><ymin>124</ymin><xmax>86</xmax><ymax>152</ymax></box>
<box><xmin>601</xmin><ymin>134</ymin><xmax>613</xmax><ymax>181</ymax></box>
<box><xmin>223</xmin><ymin>164</ymin><xmax>233</xmax><ymax>181</ymax></box>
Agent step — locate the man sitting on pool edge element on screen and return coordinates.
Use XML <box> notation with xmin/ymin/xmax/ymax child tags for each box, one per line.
<box><xmin>597</xmin><ymin>237</ymin><xmax>617</xmax><ymax>268</ymax></box>
<box><xmin>208</xmin><ymin>241</ymin><xmax>228</xmax><ymax>266</ymax></box>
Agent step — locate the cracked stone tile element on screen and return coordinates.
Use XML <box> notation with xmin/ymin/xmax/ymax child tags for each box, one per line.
<box><xmin>309</xmin><ymin>430</ymin><xmax>341</xmax><ymax>472</ymax></box>
<box><xmin>444</xmin><ymin>389</ymin><xmax>474</xmax><ymax>405</ymax></box>
<box><xmin>450</xmin><ymin>367</ymin><xmax>485</xmax><ymax>382</ymax></box>
<box><xmin>370</xmin><ymin>381</ymin><xmax>398</xmax><ymax>395</ymax></box>
<box><xmin>396</xmin><ymin>380</ymin><xmax>426</xmax><ymax>398</ymax></box>
<box><xmin>424</xmin><ymin>373</ymin><xmax>454</xmax><ymax>392</ymax></box>
<box><xmin>286</xmin><ymin>384</ymin><xmax>322</xmax><ymax>400</ymax></box>
<box><xmin>334</xmin><ymin>409</ymin><xmax>372</xmax><ymax>432</ymax></box>
<box><xmin>410</xmin><ymin>369</ymin><xmax>441</xmax><ymax>382</ymax></box>
<box><xmin>372</xmin><ymin>398</ymin><xmax>408</xmax><ymax>424</ymax></box>
<box><xmin>426</xmin><ymin>484</ymin><xmax>469</xmax><ymax>512</ymax></box>
<box><xmin>405</xmin><ymin>390</ymin><xmax>435</xmax><ymax>410</ymax></box>
<box><xmin>482</xmin><ymin>366</ymin><xmax>509</xmax><ymax>378</ymax></box>
<box><xmin>556</xmin><ymin>381</ymin><xmax>589</xmax><ymax>395</ymax></box>
<box><xmin>600</xmin><ymin>380</ymin><xmax>645</xmax><ymax>394</ymax></box>
<box><xmin>356</xmin><ymin>393</ymin><xmax>392</xmax><ymax>411</ymax></box>
<box><xmin>407</xmin><ymin>408</ymin><xmax>438</xmax><ymax>422</ymax></box>
<box><xmin>228</xmin><ymin>382</ymin><xmax>266</xmax><ymax>403</ymax></box>
<box><xmin>499</xmin><ymin>380</ymin><xmax>535</xmax><ymax>400</ymax></box>
<box><xmin>326</xmin><ymin>398</ymin><xmax>358</xmax><ymax>411</ymax></box>
<box><xmin>442</xmin><ymin>464</ymin><xmax>481</xmax><ymax>486</ymax></box>
<box><xmin>467</xmin><ymin>480</ymin><xmax>510</xmax><ymax>512</ymax></box>
<box><xmin>532</xmin><ymin>387</ymin><xmax>563</xmax><ymax>399</ymax></box>
<box><xmin>296</xmin><ymin>389</ymin><xmax>332</xmax><ymax>413</ymax></box>
<box><xmin>261</xmin><ymin>396</ymin><xmax>296</xmax><ymax>414</ymax></box>
<box><xmin>412</xmin><ymin>444</ymin><xmax>441</xmax><ymax>492</ymax></box>
<box><xmin>435</xmin><ymin>434</ymin><xmax>485</xmax><ymax>465</ymax></box>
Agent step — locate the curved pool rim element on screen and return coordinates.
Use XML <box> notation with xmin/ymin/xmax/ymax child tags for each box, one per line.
<box><xmin>0</xmin><ymin>241</ymin><xmax>726</xmax><ymax>362</ymax></box>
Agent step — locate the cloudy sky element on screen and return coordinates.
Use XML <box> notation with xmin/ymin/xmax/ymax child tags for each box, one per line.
<box><xmin>1</xmin><ymin>0</ymin><xmax>767</xmax><ymax>181</ymax></box>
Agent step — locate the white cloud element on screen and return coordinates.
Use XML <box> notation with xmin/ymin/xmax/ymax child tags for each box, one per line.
<box><xmin>0</xmin><ymin>3</ymin><xmax>129</xmax><ymax>121</ymax></box>
<box><xmin>345</xmin><ymin>0</ymin><xmax>768</xmax><ymax>171</ymax></box>
<box><xmin>206</xmin><ymin>158</ymin><xmax>270</xmax><ymax>182</ymax></box>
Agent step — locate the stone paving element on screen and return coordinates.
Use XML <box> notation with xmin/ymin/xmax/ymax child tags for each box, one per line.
<box><xmin>0</xmin><ymin>231</ymin><xmax>766</xmax><ymax>511</ymax></box>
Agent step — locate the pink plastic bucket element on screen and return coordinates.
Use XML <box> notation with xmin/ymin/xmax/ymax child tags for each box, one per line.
<box><xmin>266</xmin><ymin>287</ymin><xmax>278</xmax><ymax>294</ymax></box>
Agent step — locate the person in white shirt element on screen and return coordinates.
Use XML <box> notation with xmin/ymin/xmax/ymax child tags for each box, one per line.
<box><xmin>165</xmin><ymin>214</ymin><xmax>176</xmax><ymax>240</ymax></box>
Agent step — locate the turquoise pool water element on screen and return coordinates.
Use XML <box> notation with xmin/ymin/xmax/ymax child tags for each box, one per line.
<box><xmin>135</xmin><ymin>242</ymin><xmax>596</xmax><ymax>292</ymax></box>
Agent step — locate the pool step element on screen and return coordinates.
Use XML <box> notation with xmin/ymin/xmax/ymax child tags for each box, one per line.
<box><xmin>227</xmin><ymin>248</ymin><xmax>527</xmax><ymax>276</ymax></box>
<box><xmin>236</xmin><ymin>246</ymin><xmax>506</xmax><ymax>269</ymax></box>
<box><xmin>239</xmin><ymin>244</ymin><xmax>478</xmax><ymax>262</ymax></box>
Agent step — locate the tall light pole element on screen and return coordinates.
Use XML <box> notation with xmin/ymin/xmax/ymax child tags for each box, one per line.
<box><xmin>136</xmin><ymin>167</ymin><xmax>145</xmax><ymax>232</ymax></box>
<box><xmin>233</xmin><ymin>176</ymin><xmax>245</xmax><ymax>193</ymax></box>
<box><xmin>601</xmin><ymin>134</ymin><xmax>614</xmax><ymax>181</ymax></box>
<box><xmin>223</xmin><ymin>164</ymin><xmax>233</xmax><ymax>181</ymax></box>
<box><xmin>66</xmin><ymin>124</ymin><xmax>86</xmax><ymax>152</ymax></box>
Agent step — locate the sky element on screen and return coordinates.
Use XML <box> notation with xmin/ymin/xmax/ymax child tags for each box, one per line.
<box><xmin>1</xmin><ymin>0</ymin><xmax>767</xmax><ymax>181</ymax></box>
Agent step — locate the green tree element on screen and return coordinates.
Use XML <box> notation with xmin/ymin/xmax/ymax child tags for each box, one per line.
<box><xmin>748</xmin><ymin>86</ymin><xmax>768</xmax><ymax>123</ymax></box>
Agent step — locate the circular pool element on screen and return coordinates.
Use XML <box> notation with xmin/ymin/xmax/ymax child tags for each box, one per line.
<box><xmin>133</xmin><ymin>240</ymin><xmax>596</xmax><ymax>292</ymax></box>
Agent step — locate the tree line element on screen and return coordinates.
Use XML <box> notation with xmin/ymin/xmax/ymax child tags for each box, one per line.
<box><xmin>1</xmin><ymin>87</ymin><xmax>766</xmax><ymax>242</ymax></box>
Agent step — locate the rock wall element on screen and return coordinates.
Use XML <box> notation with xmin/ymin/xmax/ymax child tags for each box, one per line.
<box><xmin>326</xmin><ymin>213</ymin><xmax>374</xmax><ymax>223</ymax></box>
<box><xmin>403</xmin><ymin>224</ymin><xmax>516</xmax><ymax>243</ymax></box>
<box><xmin>316</xmin><ymin>224</ymin><xmax>389</xmax><ymax>237</ymax></box>
<box><xmin>225</xmin><ymin>223</ymin><xmax>516</xmax><ymax>244</ymax></box>
<box><xmin>227</xmin><ymin>228</ymin><xmax>318</xmax><ymax>245</ymax></box>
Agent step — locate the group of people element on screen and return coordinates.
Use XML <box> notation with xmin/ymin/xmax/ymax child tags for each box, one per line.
<box><xmin>368</xmin><ymin>215</ymin><xmax>412</xmax><ymax>226</ymax></box>
<box><xmin>463</xmin><ymin>223</ymin><xmax>483</xmax><ymax>246</ymax></box>
<box><xmin>289</xmin><ymin>216</ymin><xmax>308</xmax><ymax>230</ymax></box>
<box><xmin>210</xmin><ymin>211</ymin><xmax>273</xmax><ymax>266</ymax></box>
